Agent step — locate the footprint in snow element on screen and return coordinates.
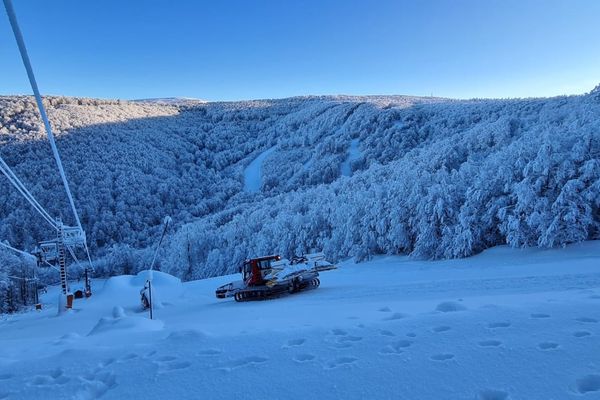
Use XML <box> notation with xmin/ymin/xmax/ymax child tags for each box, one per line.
<box><xmin>481</xmin><ymin>304</ymin><xmax>499</xmax><ymax>310</ymax></box>
<box><xmin>49</xmin><ymin>368</ymin><xmax>69</xmax><ymax>383</ymax></box>
<box><xmin>576</xmin><ymin>317</ymin><xmax>598</xmax><ymax>323</ymax></box>
<box><xmin>328</xmin><ymin>329</ymin><xmax>362</xmax><ymax>348</ymax></box>
<box><xmin>325</xmin><ymin>357</ymin><xmax>358</xmax><ymax>369</ymax></box>
<box><xmin>432</xmin><ymin>326</ymin><xmax>451</xmax><ymax>333</ymax></box>
<box><xmin>406</xmin><ymin>332</ymin><xmax>417</xmax><ymax>338</ymax></box>
<box><xmin>332</xmin><ymin>343</ymin><xmax>353</xmax><ymax>349</ymax></box>
<box><xmin>478</xmin><ymin>389</ymin><xmax>509</xmax><ymax>400</ymax></box>
<box><xmin>430</xmin><ymin>353</ymin><xmax>454</xmax><ymax>361</ymax></box>
<box><xmin>487</xmin><ymin>322</ymin><xmax>511</xmax><ymax>329</ymax></box>
<box><xmin>76</xmin><ymin>370</ymin><xmax>117</xmax><ymax>399</ymax></box>
<box><xmin>293</xmin><ymin>354</ymin><xmax>316</xmax><ymax>363</ymax></box>
<box><xmin>120</xmin><ymin>353</ymin><xmax>140</xmax><ymax>362</ymax></box>
<box><xmin>161</xmin><ymin>361</ymin><xmax>192</xmax><ymax>372</ymax></box>
<box><xmin>197</xmin><ymin>349</ymin><xmax>223</xmax><ymax>356</ymax></box>
<box><xmin>29</xmin><ymin>376</ymin><xmax>53</xmax><ymax>386</ymax></box>
<box><xmin>378</xmin><ymin>306</ymin><xmax>392</xmax><ymax>312</ymax></box>
<box><xmin>218</xmin><ymin>356</ymin><xmax>268</xmax><ymax>371</ymax></box>
<box><xmin>530</xmin><ymin>313</ymin><xmax>550</xmax><ymax>319</ymax></box>
<box><xmin>379</xmin><ymin>330</ymin><xmax>396</xmax><ymax>337</ymax></box>
<box><xmin>573</xmin><ymin>331</ymin><xmax>591</xmax><ymax>338</ymax></box>
<box><xmin>0</xmin><ymin>373</ymin><xmax>13</xmax><ymax>380</ymax></box>
<box><xmin>380</xmin><ymin>340</ymin><xmax>412</xmax><ymax>355</ymax></box>
<box><xmin>156</xmin><ymin>356</ymin><xmax>177</xmax><ymax>362</ymax></box>
<box><xmin>382</xmin><ymin>312</ymin><xmax>407</xmax><ymax>321</ymax></box>
<box><xmin>29</xmin><ymin>368</ymin><xmax>70</xmax><ymax>386</ymax></box>
<box><xmin>337</xmin><ymin>335</ymin><xmax>362</xmax><ymax>343</ymax></box>
<box><xmin>284</xmin><ymin>338</ymin><xmax>306</xmax><ymax>347</ymax></box>
<box><xmin>331</xmin><ymin>328</ymin><xmax>347</xmax><ymax>336</ymax></box>
<box><xmin>436</xmin><ymin>301</ymin><xmax>467</xmax><ymax>313</ymax></box>
<box><xmin>149</xmin><ymin>354</ymin><xmax>192</xmax><ymax>374</ymax></box>
<box><xmin>538</xmin><ymin>342</ymin><xmax>559</xmax><ymax>350</ymax></box>
<box><xmin>478</xmin><ymin>340</ymin><xmax>502</xmax><ymax>347</ymax></box>
<box><xmin>575</xmin><ymin>374</ymin><xmax>600</xmax><ymax>394</ymax></box>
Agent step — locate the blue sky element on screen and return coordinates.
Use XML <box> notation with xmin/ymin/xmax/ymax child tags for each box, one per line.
<box><xmin>1</xmin><ymin>0</ymin><xmax>599</xmax><ymax>101</ymax></box>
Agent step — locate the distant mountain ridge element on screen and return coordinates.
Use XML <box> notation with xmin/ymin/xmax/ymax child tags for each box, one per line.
<box><xmin>132</xmin><ymin>97</ymin><xmax>207</xmax><ymax>105</ymax></box>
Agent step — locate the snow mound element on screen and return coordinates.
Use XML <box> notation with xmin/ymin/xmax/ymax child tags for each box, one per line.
<box><xmin>88</xmin><ymin>309</ymin><xmax>164</xmax><ymax>336</ymax></box>
<box><xmin>99</xmin><ymin>271</ymin><xmax>183</xmax><ymax>310</ymax></box>
<box><xmin>134</xmin><ymin>270</ymin><xmax>183</xmax><ymax>310</ymax></box>
<box><xmin>101</xmin><ymin>271</ymin><xmax>181</xmax><ymax>292</ymax></box>
<box><xmin>100</xmin><ymin>274</ymin><xmax>136</xmax><ymax>297</ymax></box>
<box><xmin>132</xmin><ymin>270</ymin><xmax>181</xmax><ymax>288</ymax></box>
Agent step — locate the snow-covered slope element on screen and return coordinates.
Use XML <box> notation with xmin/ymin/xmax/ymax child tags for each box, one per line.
<box><xmin>243</xmin><ymin>146</ymin><xmax>277</xmax><ymax>193</ymax></box>
<box><xmin>1</xmin><ymin>90</ymin><xmax>599</xmax><ymax>300</ymax></box>
<box><xmin>1</xmin><ymin>242</ymin><xmax>599</xmax><ymax>399</ymax></box>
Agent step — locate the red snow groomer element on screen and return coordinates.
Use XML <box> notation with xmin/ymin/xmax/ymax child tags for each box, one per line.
<box><xmin>215</xmin><ymin>253</ymin><xmax>336</xmax><ymax>302</ymax></box>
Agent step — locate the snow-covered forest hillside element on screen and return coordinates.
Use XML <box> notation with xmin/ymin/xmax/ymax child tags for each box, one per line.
<box><xmin>1</xmin><ymin>88</ymin><xmax>600</xmax><ymax>310</ymax></box>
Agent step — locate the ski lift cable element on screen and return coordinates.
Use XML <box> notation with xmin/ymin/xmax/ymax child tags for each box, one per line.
<box><xmin>3</xmin><ymin>0</ymin><xmax>84</xmax><ymax>232</ymax></box>
<box><xmin>0</xmin><ymin>162</ymin><xmax>56</xmax><ymax>229</ymax></box>
<box><xmin>148</xmin><ymin>216</ymin><xmax>172</xmax><ymax>273</ymax></box>
<box><xmin>4</xmin><ymin>0</ymin><xmax>93</xmax><ymax>270</ymax></box>
<box><xmin>41</xmin><ymin>259</ymin><xmax>61</xmax><ymax>272</ymax></box>
<box><xmin>0</xmin><ymin>156</ymin><xmax>54</xmax><ymax>222</ymax></box>
<box><xmin>66</xmin><ymin>245</ymin><xmax>80</xmax><ymax>266</ymax></box>
<box><xmin>6</xmin><ymin>275</ymin><xmax>37</xmax><ymax>281</ymax></box>
<box><xmin>82</xmin><ymin>242</ymin><xmax>94</xmax><ymax>272</ymax></box>
<box><xmin>76</xmin><ymin>241</ymin><xmax>94</xmax><ymax>272</ymax></box>
<box><xmin>0</xmin><ymin>155</ymin><xmax>57</xmax><ymax>229</ymax></box>
<box><xmin>0</xmin><ymin>240</ymin><xmax>37</xmax><ymax>260</ymax></box>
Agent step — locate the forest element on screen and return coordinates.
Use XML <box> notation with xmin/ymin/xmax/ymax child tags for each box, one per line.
<box><xmin>1</xmin><ymin>88</ymin><xmax>599</xmax><ymax>312</ymax></box>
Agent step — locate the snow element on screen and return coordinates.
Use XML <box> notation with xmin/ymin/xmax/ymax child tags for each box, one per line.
<box><xmin>243</xmin><ymin>146</ymin><xmax>276</xmax><ymax>193</ymax></box>
<box><xmin>87</xmin><ymin>309</ymin><xmax>164</xmax><ymax>336</ymax></box>
<box><xmin>1</xmin><ymin>241</ymin><xmax>600</xmax><ymax>399</ymax></box>
<box><xmin>2</xmin><ymin>93</ymin><xmax>600</xmax><ymax>287</ymax></box>
<box><xmin>340</xmin><ymin>138</ymin><xmax>362</xmax><ymax>177</ymax></box>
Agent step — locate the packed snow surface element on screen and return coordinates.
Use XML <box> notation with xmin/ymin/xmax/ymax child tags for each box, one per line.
<box><xmin>340</xmin><ymin>139</ymin><xmax>362</xmax><ymax>177</ymax></box>
<box><xmin>243</xmin><ymin>146</ymin><xmax>276</xmax><ymax>193</ymax></box>
<box><xmin>1</xmin><ymin>242</ymin><xmax>600</xmax><ymax>399</ymax></box>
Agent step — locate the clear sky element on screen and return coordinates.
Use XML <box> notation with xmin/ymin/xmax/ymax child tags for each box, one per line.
<box><xmin>1</xmin><ymin>0</ymin><xmax>599</xmax><ymax>101</ymax></box>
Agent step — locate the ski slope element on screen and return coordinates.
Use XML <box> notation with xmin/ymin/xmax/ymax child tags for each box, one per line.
<box><xmin>1</xmin><ymin>242</ymin><xmax>600</xmax><ymax>399</ymax></box>
<box><xmin>340</xmin><ymin>139</ymin><xmax>362</xmax><ymax>177</ymax></box>
<box><xmin>243</xmin><ymin>146</ymin><xmax>277</xmax><ymax>193</ymax></box>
